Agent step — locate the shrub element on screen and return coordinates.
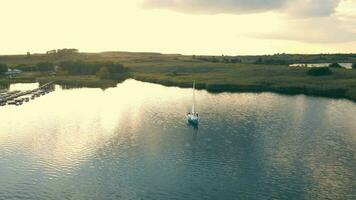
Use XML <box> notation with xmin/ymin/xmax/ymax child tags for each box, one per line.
<box><xmin>329</xmin><ymin>63</ymin><xmax>342</xmax><ymax>68</ymax></box>
<box><xmin>0</xmin><ymin>63</ymin><xmax>8</xmax><ymax>74</ymax></box>
<box><xmin>96</xmin><ymin>66</ymin><xmax>110</xmax><ymax>80</ymax></box>
<box><xmin>352</xmin><ymin>63</ymin><xmax>356</xmax><ymax>69</ymax></box>
<box><xmin>36</xmin><ymin>62</ymin><xmax>54</xmax><ymax>71</ymax></box>
<box><xmin>105</xmin><ymin>62</ymin><xmax>127</xmax><ymax>73</ymax></box>
<box><xmin>60</xmin><ymin>60</ymin><xmax>99</xmax><ymax>75</ymax></box>
<box><xmin>307</xmin><ymin>67</ymin><xmax>332</xmax><ymax>76</ymax></box>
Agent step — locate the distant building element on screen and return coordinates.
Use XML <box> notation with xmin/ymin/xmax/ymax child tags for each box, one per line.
<box><xmin>46</xmin><ymin>48</ymin><xmax>79</xmax><ymax>55</ymax></box>
<box><xmin>46</xmin><ymin>49</ymin><xmax>57</xmax><ymax>54</ymax></box>
<box><xmin>57</xmin><ymin>48</ymin><xmax>79</xmax><ymax>54</ymax></box>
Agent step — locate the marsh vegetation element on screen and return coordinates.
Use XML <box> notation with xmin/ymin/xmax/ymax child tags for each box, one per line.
<box><xmin>0</xmin><ymin>50</ymin><xmax>355</xmax><ymax>101</ymax></box>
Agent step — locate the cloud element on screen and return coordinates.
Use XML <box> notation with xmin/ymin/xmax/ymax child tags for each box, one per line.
<box><xmin>268</xmin><ymin>1</ymin><xmax>356</xmax><ymax>43</ymax></box>
<box><xmin>143</xmin><ymin>0</ymin><xmax>356</xmax><ymax>44</ymax></box>
<box><xmin>143</xmin><ymin>0</ymin><xmax>342</xmax><ymax>17</ymax></box>
<box><xmin>254</xmin><ymin>16</ymin><xmax>356</xmax><ymax>43</ymax></box>
<box><xmin>285</xmin><ymin>0</ymin><xmax>342</xmax><ymax>18</ymax></box>
<box><xmin>143</xmin><ymin>0</ymin><xmax>287</xmax><ymax>14</ymax></box>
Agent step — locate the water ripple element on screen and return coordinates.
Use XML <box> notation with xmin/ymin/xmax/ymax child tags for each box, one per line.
<box><xmin>0</xmin><ymin>80</ymin><xmax>355</xmax><ymax>199</ymax></box>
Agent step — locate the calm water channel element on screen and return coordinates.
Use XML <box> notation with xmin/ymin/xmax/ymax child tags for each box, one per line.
<box><xmin>0</xmin><ymin>79</ymin><xmax>355</xmax><ymax>199</ymax></box>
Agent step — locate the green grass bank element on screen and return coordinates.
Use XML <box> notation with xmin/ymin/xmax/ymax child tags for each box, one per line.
<box><xmin>0</xmin><ymin>51</ymin><xmax>355</xmax><ymax>101</ymax></box>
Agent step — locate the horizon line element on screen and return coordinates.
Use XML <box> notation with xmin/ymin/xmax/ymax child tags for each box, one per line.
<box><xmin>1</xmin><ymin>49</ymin><xmax>356</xmax><ymax>57</ymax></box>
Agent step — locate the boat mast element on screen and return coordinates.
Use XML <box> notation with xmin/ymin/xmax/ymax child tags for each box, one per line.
<box><xmin>192</xmin><ymin>81</ymin><xmax>195</xmax><ymax>113</ymax></box>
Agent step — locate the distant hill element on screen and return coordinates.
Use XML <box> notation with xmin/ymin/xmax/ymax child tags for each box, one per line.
<box><xmin>1</xmin><ymin>51</ymin><xmax>355</xmax><ymax>68</ymax></box>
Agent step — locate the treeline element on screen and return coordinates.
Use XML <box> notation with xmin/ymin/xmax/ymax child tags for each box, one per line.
<box><xmin>193</xmin><ymin>54</ymin><xmax>352</xmax><ymax>65</ymax></box>
<box><xmin>10</xmin><ymin>60</ymin><xmax>128</xmax><ymax>80</ymax></box>
<box><xmin>59</xmin><ymin>61</ymin><xmax>128</xmax><ymax>75</ymax></box>
<box><xmin>15</xmin><ymin>62</ymin><xmax>54</xmax><ymax>72</ymax></box>
<box><xmin>0</xmin><ymin>63</ymin><xmax>8</xmax><ymax>74</ymax></box>
<box><xmin>254</xmin><ymin>57</ymin><xmax>289</xmax><ymax>65</ymax></box>
<box><xmin>192</xmin><ymin>53</ymin><xmax>356</xmax><ymax>65</ymax></box>
<box><xmin>14</xmin><ymin>60</ymin><xmax>128</xmax><ymax>75</ymax></box>
<box><xmin>193</xmin><ymin>55</ymin><xmax>242</xmax><ymax>63</ymax></box>
<box><xmin>252</xmin><ymin>53</ymin><xmax>356</xmax><ymax>64</ymax></box>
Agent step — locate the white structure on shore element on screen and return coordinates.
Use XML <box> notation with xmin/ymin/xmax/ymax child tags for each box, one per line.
<box><xmin>5</xmin><ymin>69</ymin><xmax>23</xmax><ymax>77</ymax></box>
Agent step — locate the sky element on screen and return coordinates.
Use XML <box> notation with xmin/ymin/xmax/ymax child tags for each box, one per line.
<box><xmin>0</xmin><ymin>0</ymin><xmax>355</xmax><ymax>55</ymax></box>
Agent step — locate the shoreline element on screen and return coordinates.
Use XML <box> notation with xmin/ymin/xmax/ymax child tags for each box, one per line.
<box><xmin>0</xmin><ymin>51</ymin><xmax>355</xmax><ymax>102</ymax></box>
<box><xmin>1</xmin><ymin>76</ymin><xmax>355</xmax><ymax>103</ymax></box>
<box><xmin>131</xmin><ymin>76</ymin><xmax>356</xmax><ymax>103</ymax></box>
<box><xmin>0</xmin><ymin>72</ymin><xmax>356</xmax><ymax>102</ymax></box>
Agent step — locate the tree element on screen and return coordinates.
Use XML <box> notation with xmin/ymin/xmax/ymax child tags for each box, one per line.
<box><xmin>105</xmin><ymin>62</ymin><xmax>127</xmax><ymax>73</ymax></box>
<box><xmin>329</xmin><ymin>63</ymin><xmax>342</xmax><ymax>68</ymax></box>
<box><xmin>0</xmin><ymin>63</ymin><xmax>8</xmax><ymax>74</ymax></box>
<box><xmin>96</xmin><ymin>66</ymin><xmax>110</xmax><ymax>80</ymax></box>
<box><xmin>60</xmin><ymin>61</ymin><xmax>127</xmax><ymax>75</ymax></box>
<box><xmin>352</xmin><ymin>63</ymin><xmax>356</xmax><ymax>69</ymax></box>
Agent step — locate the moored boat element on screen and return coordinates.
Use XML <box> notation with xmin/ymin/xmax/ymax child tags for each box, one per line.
<box><xmin>187</xmin><ymin>81</ymin><xmax>199</xmax><ymax>125</ymax></box>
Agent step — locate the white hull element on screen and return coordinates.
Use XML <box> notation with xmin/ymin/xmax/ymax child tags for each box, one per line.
<box><xmin>187</xmin><ymin>81</ymin><xmax>199</xmax><ymax>125</ymax></box>
<box><xmin>187</xmin><ymin>114</ymin><xmax>199</xmax><ymax>125</ymax></box>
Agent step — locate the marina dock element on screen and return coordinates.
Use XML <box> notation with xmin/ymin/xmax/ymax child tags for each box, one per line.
<box><xmin>0</xmin><ymin>82</ymin><xmax>55</xmax><ymax>106</ymax></box>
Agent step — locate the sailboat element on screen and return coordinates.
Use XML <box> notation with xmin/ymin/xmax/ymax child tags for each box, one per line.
<box><xmin>187</xmin><ymin>81</ymin><xmax>199</xmax><ymax>125</ymax></box>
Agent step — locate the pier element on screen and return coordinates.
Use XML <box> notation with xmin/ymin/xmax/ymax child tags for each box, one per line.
<box><xmin>0</xmin><ymin>82</ymin><xmax>55</xmax><ymax>106</ymax></box>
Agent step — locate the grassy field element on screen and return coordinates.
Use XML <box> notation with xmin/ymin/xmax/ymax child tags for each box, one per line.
<box><xmin>0</xmin><ymin>71</ymin><xmax>118</xmax><ymax>89</ymax></box>
<box><xmin>129</xmin><ymin>62</ymin><xmax>356</xmax><ymax>101</ymax></box>
<box><xmin>0</xmin><ymin>51</ymin><xmax>355</xmax><ymax>101</ymax></box>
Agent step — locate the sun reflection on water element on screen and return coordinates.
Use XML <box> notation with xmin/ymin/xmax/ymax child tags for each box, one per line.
<box><xmin>0</xmin><ymin>79</ymin><xmax>355</xmax><ymax>199</ymax></box>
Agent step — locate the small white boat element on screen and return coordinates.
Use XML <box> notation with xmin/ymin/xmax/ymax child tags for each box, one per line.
<box><xmin>187</xmin><ymin>81</ymin><xmax>199</xmax><ymax>125</ymax></box>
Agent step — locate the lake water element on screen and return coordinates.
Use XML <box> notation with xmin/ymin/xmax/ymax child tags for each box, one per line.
<box><xmin>0</xmin><ymin>79</ymin><xmax>355</xmax><ymax>200</ymax></box>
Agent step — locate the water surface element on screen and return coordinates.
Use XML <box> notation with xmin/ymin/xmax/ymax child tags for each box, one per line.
<box><xmin>0</xmin><ymin>79</ymin><xmax>355</xmax><ymax>199</ymax></box>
